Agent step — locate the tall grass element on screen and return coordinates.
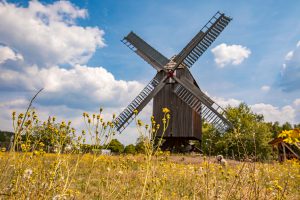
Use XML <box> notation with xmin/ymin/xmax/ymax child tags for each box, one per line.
<box><xmin>0</xmin><ymin>108</ymin><xmax>299</xmax><ymax>199</ymax></box>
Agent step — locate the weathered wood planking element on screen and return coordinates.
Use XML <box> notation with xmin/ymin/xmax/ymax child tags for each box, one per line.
<box><xmin>153</xmin><ymin>68</ymin><xmax>202</xmax><ymax>140</ymax></box>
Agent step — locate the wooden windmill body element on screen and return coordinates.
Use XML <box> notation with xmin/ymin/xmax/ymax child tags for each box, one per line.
<box><xmin>113</xmin><ymin>12</ymin><xmax>233</xmax><ymax>151</ymax></box>
<box><xmin>153</xmin><ymin>69</ymin><xmax>202</xmax><ymax>149</ymax></box>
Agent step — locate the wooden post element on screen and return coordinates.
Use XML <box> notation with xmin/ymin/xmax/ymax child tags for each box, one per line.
<box><xmin>283</xmin><ymin>143</ymin><xmax>300</xmax><ymax>159</ymax></box>
<box><xmin>276</xmin><ymin>145</ymin><xmax>280</xmax><ymax>161</ymax></box>
<box><xmin>281</xmin><ymin>142</ymin><xmax>286</xmax><ymax>161</ymax></box>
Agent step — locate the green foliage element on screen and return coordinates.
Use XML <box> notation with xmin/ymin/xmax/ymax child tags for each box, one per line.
<box><xmin>282</xmin><ymin>122</ymin><xmax>293</xmax><ymax>131</ymax></box>
<box><xmin>124</xmin><ymin>144</ymin><xmax>136</xmax><ymax>154</ymax></box>
<box><xmin>294</xmin><ymin>123</ymin><xmax>300</xmax><ymax>129</ymax></box>
<box><xmin>135</xmin><ymin>135</ymin><xmax>146</xmax><ymax>154</ymax></box>
<box><xmin>79</xmin><ymin>144</ymin><xmax>102</xmax><ymax>153</ymax></box>
<box><xmin>202</xmin><ymin>103</ymin><xmax>273</xmax><ymax>160</ymax></box>
<box><xmin>0</xmin><ymin>131</ymin><xmax>13</xmax><ymax>142</ymax></box>
<box><xmin>107</xmin><ymin>139</ymin><xmax>124</xmax><ymax>153</ymax></box>
<box><xmin>28</xmin><ymin>119</ymin><xmax>74</xmax><ymax>152</ymax></box>
<box><xmin>268</xmin><ymin>121</ymin><xmax>283</xmax><ymax>138</ymax></box>
<box><xmin>267</xmin><ymin>121</ymin><xmax>299</xmax><ymax>139</ymax></box>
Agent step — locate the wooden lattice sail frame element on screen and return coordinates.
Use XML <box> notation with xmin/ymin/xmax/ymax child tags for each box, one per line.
<box><xmin>112</xmin><ymin>11</ymin><xmax>234</xmax><ymax>151</ymax></box>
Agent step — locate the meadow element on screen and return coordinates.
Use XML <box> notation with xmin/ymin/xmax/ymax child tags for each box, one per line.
<box><xmin>0</xmin><ymin>108</ymin><xmax>299</xmax><ymax>199</ymax></box>
<box><xmin>0</xmin><ymin>152</ymin><xmax>299</xmax><ymax>199</ymax></box>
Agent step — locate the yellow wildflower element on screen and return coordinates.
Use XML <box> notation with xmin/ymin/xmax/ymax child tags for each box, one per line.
<box><xmin>137</xmin><ymin>119</ymin><xmax>143</xmax><ymax>126</ymax></box>
<box><xmin>166</xmin><ymin>113</ymin><xmax>170</xmax><ymax>119</ymax></box>
<box><xmin>162</xmin><ymin>107</ymin><xmax>170</xmax><ymax>113</ymax></box>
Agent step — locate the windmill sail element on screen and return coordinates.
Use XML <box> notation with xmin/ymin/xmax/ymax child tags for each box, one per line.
<box><xmin>114</xmin><ymin>74</ymin><xmax>167</xmax><ymax>133</ymax></box>
<box><xmin>115</xmin><ymin>11</ymin><xmax>233</xmax><ymax>137</ymax></box>
<box><xmin>174</xmin><ymin>11</ymin><xmax>232</xmax><ymax>69</ymax></box>
<box><xmin>173</xmin><ymin>76</ymin><xmax>232</xmax><ymax>133</ymax></box>
<box><xmin>122</xmin><ymin>32</ymin><xmax>169</xmax><ymax>71</ymax></box>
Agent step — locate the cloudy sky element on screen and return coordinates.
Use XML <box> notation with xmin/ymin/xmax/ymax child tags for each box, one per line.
<box><xmin>0</xmin><ymin>0</ymin><xmax>299</xmax><ymax>144</ymax></box>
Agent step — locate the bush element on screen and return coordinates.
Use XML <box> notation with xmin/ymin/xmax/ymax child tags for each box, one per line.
<box><xmin>124</xmin><ymin>144</ymin><xmax>136</xmax><ymax>154</ymax></box>
<box><xmin>107</xmin><ymin>139</ymin><xmax>124</xmax><ymax>153</ymax></box>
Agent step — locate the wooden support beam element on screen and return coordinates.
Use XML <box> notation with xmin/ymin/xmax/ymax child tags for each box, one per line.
<box><xmin>282</xmin><ymin>142</ymin><xmax>300</xmax><ymax>159</ymax></box>
<box><xmin>282</xmin><ymin>142</ymin><xmax>286</xmax><ymax>161</ymax></box>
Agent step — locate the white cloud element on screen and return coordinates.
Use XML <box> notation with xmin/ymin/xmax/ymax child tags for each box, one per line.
<box><xmin>297</xmin><ymin>41</ymin><xmax>300</xmax><ymax>47</ymax></box>
<box><xmin>285</xmin><ymin>51</ymin><xmax>294</xmax><ymax>60</ymax></box>
<box><xmin>0</xmin><ymin>64</ymin><xmax>144</xmax><ymax>108</ymax></box>
<box><xmin>278</xmin><ymin>41</ymin><xmax>300</xmax><ymax>92</ymax></box>
<box><xmin>0</xmin><ymin>1</ymin><xmax>105</xmax><ymax>66</ymax></box>
<box><xmin>293</xmin><ymin>98</ymin><xmax>300</xmax><ymax>106</ymax></box>
<box><xmin>293</xmin><ymin>99</ymin><xmax>300</xmax><ymax>124</ymax></box>
<box><xmin>251</xmin><ymin>103</ymin><xmax>295</xmax><ymax>124</ymax></box>
<box><xmin>0</xmin><ymin>1</ymin><xmax>130</xmax><ymax>109</ymax></box>
<box><xmin>261</xmin><ymin>85</ymin><xmax>270</xmax><ymax>92</ymax></box>
<box><xmin>115</xmin><ymin>104</ymin><xmax>153</xmax><ymax>145</ymax></box>
<box><xmin>209</xmin><ymin>95</ymin><xmax>299</xmax><ymax>125</ymax></box>
<box><xmin>0</xmin><ymin>98</ymin><xmax>85</xmax><ymax>132</ymax></box>
<box><xmin>0</xmin><ymin>98</ymin><xmax>28</xmax><ymax>108</ymax></box>
<box><xmin>0</xmin><ymin>45</ymin><xmax>23</xmax><ymax>64</ymax></box>
<box><xmin>0</xmin><ymin>97</ymin><xmax>29</xmax><ymax>131</ymax></box>
<box><xmin>212</xmin><ymin>96</ymin><xmax>241</xmax><ymax>108</ymax></box>
<box><xmin>0</xmin><ymin>1</ymin><xmax>146</xmax><ymax>146</ymax></box>
<box><xmin>203</xmin><ymin>91</ymin><xmax>241</xmax><ymax>108</ymax></box>
<box><xmin>213</xmin><ymin>96</ymin><xmax>299</xmax><ymax>125</ymax></box>
<box><xmin>0</xmin><ymin>96</ymin><xmax>152</xmax><ymax>145</ymax></box>
<box><xmin>211</xmin><ymin>43</ymin><xmax>251</xmax><ymax>67</ymax></box>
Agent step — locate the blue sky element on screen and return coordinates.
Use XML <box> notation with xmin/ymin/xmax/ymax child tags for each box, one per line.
<box><xmin>0</xmin><ymin>0</ymin><xmax>299</xmax><ymax>144</ymax></box>
<box><xmin>65</xmin><ymin>0</ymin><xmax>299</xmax><ymax>105</ymax></box>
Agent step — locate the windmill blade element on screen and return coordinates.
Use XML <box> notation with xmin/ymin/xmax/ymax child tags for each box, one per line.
<box><xmin>174</xmin><ymin>11</ymin><xmax>232</xmax><ymax>69</ymax></box>
<box><xmin>122</xmin><ymin>31</ymin><xmax>169</xmax><ymax>71</ymax></box>
<box><xmin>172</xmin><ymin>76</ymin><xmax>233</xmax><ymax>133</ymax></box>
<box><xmin>114</xmin><ymin>74</ymin><xmax>168</xmax><ymax>133</ymax></box>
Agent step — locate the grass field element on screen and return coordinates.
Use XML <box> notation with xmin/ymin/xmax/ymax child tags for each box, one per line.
<box><xmin>1</xmin><ymin>109</ymin><xmax>299</xmax><ymax>199</ymax></box>
<box><xmin>0</xmin><ymin>152</ymin><xmax>299</xmax><ymax>200</ymax></box>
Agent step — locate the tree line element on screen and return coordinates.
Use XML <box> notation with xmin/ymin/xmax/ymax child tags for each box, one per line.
<box><xmin>1</xmin><ymin>103</ymin><xmax>299</xmax><ymax>159</ymax></box>
<box><xmin>201</xmin><ymin>103</ymin><xmax>299</xmax><ymax>160</ymax></box>
<box><xmin>81</xmin><ymin>103</ymin><xmax>300</xmax><ymax>159</ymax></box>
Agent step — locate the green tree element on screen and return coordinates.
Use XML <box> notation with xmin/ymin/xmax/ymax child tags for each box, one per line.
<box><xmin>282</xmin><ymin>122</ymin><xmax>293</xmax><ymax>131</ymax></box>
<box><xmin>135</xmin><ymin>135</ymin><xmax>146</xmax><ymax>154</ymax></box>
<box><xmin>294</xmin><ymin>123</ymin><xmax>300</xmax><ymax>129</ymax></box>
<box><xmin>0</xmin><ymin>131</ymin><xmax>13</xmax><ymax>142</ymax></box>
<box><xmin>107</xmin><ymin>139</ymin><xmax>124</xmax><ymax>153</ymax></box>
<box><xmin>202</xmin><ymin>103</ymin><xmax>273</xmax><ymax>160</ymax></box>
<box><xmin>30</xmin><ymin>119</ymin><xmax>74</xmax><ymax>152</ymax></box>
<box><xmin>269</xmin><ymin>121</ymin><xmax>282</xmax><ymax>138</ymax></box>
<box><xmin>124</xmin><ymin>144</ymin><xmax>136</xmax><ymax>154</ymax></box>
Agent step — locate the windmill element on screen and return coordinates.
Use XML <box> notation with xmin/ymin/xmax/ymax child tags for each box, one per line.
<box><xmin>113</xmin><ymin>11</ymin><xmax>233</xmax><ymax>151</ymax></box>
